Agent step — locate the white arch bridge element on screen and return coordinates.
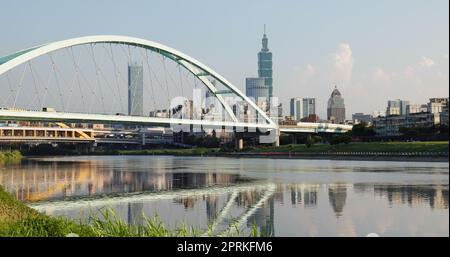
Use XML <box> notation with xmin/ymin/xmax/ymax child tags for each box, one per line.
<box><xmin>0</xmin><ymin>35</ymin><xmax>351</xmax><ymax>144</ymax></box>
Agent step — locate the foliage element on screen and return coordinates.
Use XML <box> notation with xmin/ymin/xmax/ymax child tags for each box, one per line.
<box><xmin>246</xmin><ymin>141</ymin><xmax>449</xmax><ymax>154</ymax></box>
<box><xmin>329</xmin><ymin>134</ymin><xmax>352</xmax><ymax>145</ymax></box>
<box><xmin>305</xmin><ymin>135</ymin><xmax>314</xmax><ymax>148</ymax></box>
<box><xmin>0</xmin><ymin>187</ymin><xmax>264</xmax><ymax>237</ymax></box>
<box><xmin>399</xmin><ymin>125</ymin><xmax>447</xmax><ymax>139</ymax></box>
<box><xmin>0</xmin><ymin>150</ymin><xmax>22</xmax><ymax>165</ymax></box>
<box><xmin>351</xmin><ymin>122</ymin><xmax>375</xmax><ymax>137</ymax></box>
<box><xmin>184</xmin><ymin>133</ymin><xmax>220</xmax><ymax>148</ymax></box>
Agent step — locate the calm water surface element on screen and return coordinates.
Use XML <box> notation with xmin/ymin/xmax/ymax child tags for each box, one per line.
<box><xmin>0</xmin><ymin>156</ymin><xmax>448</xmax><ymax>236</ymax></box>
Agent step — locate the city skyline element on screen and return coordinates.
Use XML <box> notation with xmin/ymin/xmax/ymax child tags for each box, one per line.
<box><xmin>0</xmin><ymin>0</ymin><xmax>448</xmax><ymax>119</ymax></box>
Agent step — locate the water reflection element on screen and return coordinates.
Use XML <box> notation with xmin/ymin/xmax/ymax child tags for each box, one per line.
<box><xmin>0</xmin><ymin>160</ymin><xmax>247</xmax><ymax>203</ymax></box>
<box><xmin>328</xmin><ymin>184</ymin><xmax>348</xmax><ymax>217</ymax></box>
<box><xmin>0</xmin><ymin>156</ymin><xmax>448</xmax><ymax>236</ymax></box>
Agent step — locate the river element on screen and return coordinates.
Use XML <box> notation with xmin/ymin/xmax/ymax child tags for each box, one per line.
<box><xmin>0</xmin><ymin>155</ymin><xmax>448</xmax><ymax>236</ymax></box>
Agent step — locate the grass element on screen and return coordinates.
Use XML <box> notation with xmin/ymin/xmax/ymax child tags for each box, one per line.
<box><xmin>94</xmin><ymin>148</ymin><xmax>220</xmax><ymax>156</ymax></box>
<box><xmin>0</xmin><ymin>186</ymin><xmax>262</xmax><ymax>237</ymax></box>
<box><xmin>0</xmin><ymin>150</ymin><xmax>22</xmax><ymax>165</ymax></box>
<box><xmin>91</xmin><ymin>141</ymin><xmax>448</xmax><ymax>157</ymax></box>
<box><xmin>0</xmin><ymin>185</ymin><xmax>95</xmax><ymax>237</ymax></box>
<box><xmin>246</xmin><ymin>141</ymin><xmax>449</xmax><ymax>154</ymax></box>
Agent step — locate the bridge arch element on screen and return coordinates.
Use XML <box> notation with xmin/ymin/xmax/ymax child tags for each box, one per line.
<box><xmin>0</xmin><ymin>35</ymin><xmax>276</xmax><ymax>128</ymax></box>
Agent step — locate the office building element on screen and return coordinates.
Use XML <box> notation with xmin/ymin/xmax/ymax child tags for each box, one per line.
<box><xmin>386</xmin><ymin>99</ymin><xmax>409</xmax><ymax>116</ymax></box>
<box><xmin>327</xmin><ymin>86</ymin><xmax>346</xmax><ymax>124</ymax></box>
<box><xmin>373</xmin><ymin>112</ymin><xmax>435</xmax><ymax>137</ymax></box>
<box><xmin>440</xmin><ymin>103</ymin><xmax>449</xmax><ymax>126</ymax></box>
<box><xmin>427</xmin><ymin>98</ymin><xmax>449</xmax><ymax>114</ymax></box>
<box><xmin>258</xmin><ymin>26</ymin><xmax>273</xmax><ymax>99</ymax></box>
<box><xmin>406</xmin><ymin>104</ymin><xmax>428</xmax><ymax>115</ymax></box>
<box><xmin>246</xmin><ymin>77</ymin><xmax>269</xmax><ymax>111</ymax></box>
<box><xmin>128</xmin><ymin>63</ymin><xmax>144</xmax><ymax>116</ymax></box>
<box><xmin>290</xmin><ymin>97</ymin><xmax>316</xmax><ymax>121</ymax></box>
<box><xmin>352</xmin><ymin>113</ymin><xmax>373</xmax><ymax>125</ymax></box>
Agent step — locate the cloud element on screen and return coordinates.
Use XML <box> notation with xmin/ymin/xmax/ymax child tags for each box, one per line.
<box><xmin>291</xmin><ymin>64</ymin><xmax>318</xmax><ymax>87</ymax></box>
<box><xmin>373</xmin><ymin>67</ymin><xmax>391</xmax><ymax>84</ymax></box>
<box><xmin>420</xmin><ymin>56</ymin><xmax>435</xmax><ymax>68</ymax></box>
<box><xmin>293</xmin><ymin>64</ymin><xmax>317</xmax><ymax>77</ymax></box>
<box><xmin>305</xmin><ymin>64</ymin><xmax>317</xmax><ymax>76</ymax></box>
<box><xmin>404</xmin><ymin>66</ymin><xmax>415</xmax><ymax>78</ymax></box>
<box><xmin>332</xmin><ymin>43</ymin><xmax>353</xmax><ymax>87</ymax></box>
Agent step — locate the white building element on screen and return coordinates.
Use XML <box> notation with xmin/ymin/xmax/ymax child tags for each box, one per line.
<box><xmin>290</xmin><ymin>97</ymin><xmax>316</xmax><ymax>121</ymax></box>
<box><xmin>128</xmin><ymin>63</ymin><xmax>144</xmax><ymax>116</ymax></box>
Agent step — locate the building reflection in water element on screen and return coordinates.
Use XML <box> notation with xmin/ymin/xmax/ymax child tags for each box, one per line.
<box><xmin>288</xmin><ymin>184</ymin><xmax>320</xmax><ymax>208</ymax></box>
<box><xmin>328</xmin><ymin>183</ymin><xmax>348</xmax><ymax>217</ymax></box>
<box><xmin>0</xmin><ymin>159</ymin><xmax>447</xmax><ymax>236</ymax></box>
<box><xmin>0</xmin><ymin>160</ymin><xmax>244</xmax><ymax>203</ymax></box>
<box><xmin>373</xmin><ymin>184</ymin><xmax>448</xmax><ymax>210</ymax></box>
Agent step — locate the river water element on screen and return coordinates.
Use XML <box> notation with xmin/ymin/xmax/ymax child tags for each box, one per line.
<box><xmin>0</xmin><ymin>156</ymin><xmax>448</xmax><ymax>236</ymax></box>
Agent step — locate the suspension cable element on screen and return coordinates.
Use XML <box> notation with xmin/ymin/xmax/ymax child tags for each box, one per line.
<box><xmin>89</xmin><ymin>43</ymin><xmax>120</xmax><ymax>115</ymax></box>
<box><xmin>12</xmin><ymin>64</ymin><xmax>28</xmax><ymax>109</ymax></box>
<box><xmin>28</xmin><ymin>61</ymin><xmax>42</xmax><ymax>109</ymax></box>
<box><xmin>40</xmin><ymin>64</ymin><xmax>53</xmax><ymax>111</ymax></box>
<box><xmin>104</xmin><ymin>43</ymin><xmax>125</xmax><ymax>113</ymax></box>
<box><xmin>49</xmin><ymin>53</ymin><xmax>67</xmax><ymax>112</ymax></box>
<box><xmin>140</xmin><ymin>48</ymin><xmax>157</xmax><ymax>112</ymax></box>
<box><xmin>68</xmin><ymin>46</ymin><xmax>87</xmax><ymax>113</ymax></box>
<box><xmin>87</xmin><ymin>44</ymin><xmax>106</xmax><ymax>114</ymax></box>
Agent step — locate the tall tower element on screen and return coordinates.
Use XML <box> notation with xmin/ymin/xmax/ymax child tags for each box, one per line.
<box><xmin>128</xmin><ymin>62</ymin><xmax>144</xmax><ymax>116</ymax></box>
<box><xmin>258</xmin><ymin>25</ymin><xmax>273</xmax><ymax>99</ymax></box>
<box><xmin>327</xmin><ymin>85</ymin><xmax>346</xmax><ymax>124</ymax></box>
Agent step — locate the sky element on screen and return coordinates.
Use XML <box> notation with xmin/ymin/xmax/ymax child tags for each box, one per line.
<box><xmin>0</xmin><ymin>0</ymin><xmax>448</xmax><ymax>119</ymax></box>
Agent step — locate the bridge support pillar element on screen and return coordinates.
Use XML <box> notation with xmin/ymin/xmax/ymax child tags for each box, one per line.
<box><xmin>141</xmin><ymin>132</ymin><xmax>146</xmax><ymax>146</ymax></box>
<box><xmin>273</xmin><ymin>129</ymin><xmax>280</xmax><ymax>147</ymax></box>
<box><xmin>234</xmin><ymin>132</ymin><xmax>244</xmax><ymax>151</ymax></box>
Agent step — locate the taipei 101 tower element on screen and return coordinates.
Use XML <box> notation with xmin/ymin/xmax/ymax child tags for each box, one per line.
<box><xmin>258</xmin><ymin>25</ymin><xmax>273</xmax><ymax>99</ymax></box>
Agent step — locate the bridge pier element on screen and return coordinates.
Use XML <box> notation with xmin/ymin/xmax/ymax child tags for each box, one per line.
<box><xmin>291</xmin><ymin>134</ymin><xmax>298</xmax><ymax>145</ymax></box>
<box><xmin>273</xmin><ymin>129</ymin><xmax>280</xmax><ymax>147</ymax></box>
<box><xmin>234</xmin><ymin>132</ymin><xmax>244</xmax><ymax>151</ymax></box>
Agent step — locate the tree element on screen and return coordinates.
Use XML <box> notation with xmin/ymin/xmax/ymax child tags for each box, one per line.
<box><xmin>330</xmin><ymin>134</ymin><xmax>352</xmax><ymax>145</ymax></box>
<box><xmin>305</xmin><ymin>135</ymin><xmax>314</xmax><ymax>148</ymax></box>
<box><xmin>351</xmin><ymin>122</ymin><xmax>375</xmax><ymax>137</ymax></box>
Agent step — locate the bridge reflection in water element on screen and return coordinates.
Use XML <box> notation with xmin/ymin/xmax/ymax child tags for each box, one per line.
<box><xmin>0</xmin><ymin>157</ymin><xmax>448</xmax><ymax>236</ymax></box>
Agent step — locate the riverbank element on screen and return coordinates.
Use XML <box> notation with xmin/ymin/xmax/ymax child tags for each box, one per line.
<box><xmin>218</xmin><ymin>152</ymin><xmax>449</xmax><ymax>162</ymax></box>
<box><xmin>89</xmin><ymin>141</ymin><xmax>449</xmax><ymax>162</ymax></box>
<box><xmin>0</xmin><ymin>185</ymin><xmax>95</xmax><ymax>236</ymax></box>
<box><xmin>0</xmin><ymin>151</ymin><xmax>22</xmax><ymax>165</ymax></box>
<box><xmin>0</xmin><ymin>186</ymin><xmax>258</xmax><ymax>237</ymax></box>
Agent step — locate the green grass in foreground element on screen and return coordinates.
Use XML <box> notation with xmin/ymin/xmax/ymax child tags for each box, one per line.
<box><xmin>0</xmin><ymin>150</ymin><xmax>22</xmax><ymax>165</ymax></box>
<box><xmin>0</xmin><ymin>186</ymin><xmax>259</xmax><ymax>237</ymax></box>
<box><xmin>247</xmin><ymin>141</ymin><xmax>449</xmax><ymax>153</ymax></box>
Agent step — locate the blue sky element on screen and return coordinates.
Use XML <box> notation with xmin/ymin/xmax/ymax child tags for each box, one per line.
<box><xmin>1</xmin><ymin>0</ymin><xmax>448</xmax><ymax>118</ymax></box>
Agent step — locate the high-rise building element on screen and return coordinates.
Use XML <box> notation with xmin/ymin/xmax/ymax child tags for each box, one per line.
<box><xmin>427</xmin><ymin>98</ymin><xmax>449</xmax><ymax>114</ymax></box>
<box><xmin>258</xmin><ymin>26</ymin><xmax>273</xmax><ymax>99</ymax></box>
<box><xmin>352</xmin><ymin>113</ymin><xmax>373</xmax><ymax>125</ymax></box>
<box><xmin>427</xmin><ymin>98</ymin><xmax>449</xmax><ymax>124</ymax></box>
<box><xmin>327</xmin><ymin>86</ymin><xmax>346</xmax><ymax>124</ymax></box>
<box><xmin>303</xmin><ymin>98</ymin><xmax>316</xmax><ymax>118</ymax></box>
<box><xmin>406</xmin><ymin>104</ymin><xmax>428</xmax><ymax>115</ymax></box>
<box><xmin>290</xmin><ymin>97</ymin><xmax>316</xmax><ymax>121</ymax></box>
<box><xmin>128</xmin><ymin>63</ymin><xmax>144</xmax><ymax>116</ymax></box>
<box><xmin>246</xmin><ymin>77</ymin><xmax>269</xmax><ymax>111</ymax></box>
<box><xmin>386</xmin><ymin>99</ymin><xmax>409</xmax><ymax>116</ymax></box>
<box><xmin>440</xmin><ymin>102</ymin><xmax>449</xmax><ymax>126</ymax></box>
